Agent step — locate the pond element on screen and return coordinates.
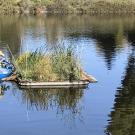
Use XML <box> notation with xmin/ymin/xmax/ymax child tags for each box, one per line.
<box><xmin>0</xmin><ymin>15</ymin><xmax>135</xmax><ymax>135</ymax></box>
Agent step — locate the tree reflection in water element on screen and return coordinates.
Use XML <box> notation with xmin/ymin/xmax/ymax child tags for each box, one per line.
<box><xmin>106</xmin><ymin>47</ymin><xmax>135</xmax><ymax>135</ymax></box>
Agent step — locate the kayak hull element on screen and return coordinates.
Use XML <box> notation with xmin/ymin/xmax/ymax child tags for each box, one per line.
<box><xmin>0</xmin><ymin>68</ymin><xmax>13</xmax><ymax>80</ymax></box>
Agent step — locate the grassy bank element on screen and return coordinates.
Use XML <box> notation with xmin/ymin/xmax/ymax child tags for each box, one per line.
<box><xmin>1</xmin><ymin>0</ymin><xmax>135</xmax><ymax>15</ymax></box>
<box><xmin>16</xmin><ymin>46</ymin><xmax>81</xmax><ymax>82</ymax></box>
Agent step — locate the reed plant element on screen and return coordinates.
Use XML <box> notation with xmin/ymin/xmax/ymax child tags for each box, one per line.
<box><xmin>51</xmin><ymin>45</ymin><xmax>81</xmax><ymax>81</ymax></box>
<box><xmin>16</xmin><ymin>45</ymin><xmax>81</xmax><ymax>82</ymax></box>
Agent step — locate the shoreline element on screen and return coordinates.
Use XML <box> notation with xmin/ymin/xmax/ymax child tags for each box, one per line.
<box><xmin>1</xmin><ymin>11</ymin><xmax>135</xmax><ymax>16</ymax></box>
<box><xmin>1</xmin><ymin>1</ymin><xmax>135</xmax><ymax>15</ymax></box>
<box><xmin>1</xmin><ymin>10</ymin><xmax>135</xmax><ymax>16</ymax></box>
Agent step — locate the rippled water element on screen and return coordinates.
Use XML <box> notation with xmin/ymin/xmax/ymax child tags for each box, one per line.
<box><xmin>0</xmin><ymin>15</ymin><xmax>135</xmax><ymax>135</ymax></box>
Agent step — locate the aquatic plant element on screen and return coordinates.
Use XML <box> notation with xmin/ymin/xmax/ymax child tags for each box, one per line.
<box><xmin>16</xmin><ymin>46</ymin><xmax>81</xmax><ymax>82</ymax></box>
<box><xmin>51</xmin><ymin>45</ymin><xmax>81</xmax><ymax>81</ymax></box>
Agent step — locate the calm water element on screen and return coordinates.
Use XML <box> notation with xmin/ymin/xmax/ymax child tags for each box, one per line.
<box><xmin>0</xmin><ymin>15</ymin><xmax>135</xmax><ymax>135</ymax></box>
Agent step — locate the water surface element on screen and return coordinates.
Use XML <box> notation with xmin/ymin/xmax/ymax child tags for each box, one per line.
<box><xmin>0</xmin><ymin>15</ymin><xmax>135</xmax><ymax>135</ymax></box>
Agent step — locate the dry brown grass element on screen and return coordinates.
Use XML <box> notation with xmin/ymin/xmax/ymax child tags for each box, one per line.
<box><xmin>34</xmin><ymin>57</ymin><xmax>58</xmax><ymax>81</ymax></box>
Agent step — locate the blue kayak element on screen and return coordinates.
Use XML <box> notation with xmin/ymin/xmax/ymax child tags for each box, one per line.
<box><xmin>0</xmin><ymin>60</ymin><xmax>15</xmax><ymax>80</ymax></box>
<box><xmin>0</xmin><ymin>67</ymin><xmax>13</xmax><ymax>79</ymax></box>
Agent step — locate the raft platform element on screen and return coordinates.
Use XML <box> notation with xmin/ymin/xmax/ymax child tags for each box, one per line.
<box><xmin>19</xmin><ymin>81</ymin><xmax>93</xmax><ymax>89</ymax></box>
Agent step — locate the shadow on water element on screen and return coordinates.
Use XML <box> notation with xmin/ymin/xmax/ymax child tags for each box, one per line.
<box><xmin>106</xmin><ymin>46</ymin><xmax>135</xmax><ymax>134</ymax></box>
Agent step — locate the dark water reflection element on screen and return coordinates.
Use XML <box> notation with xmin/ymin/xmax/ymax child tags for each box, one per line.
<box><xmin>0</xmin><ymin>15</ymin><xmax>135</xmax><ymax>135</ymax></box>
<box><xmin>106</xmin><ymin>47</ymin><xmax>135</xmax><ymax>135</ymax></box>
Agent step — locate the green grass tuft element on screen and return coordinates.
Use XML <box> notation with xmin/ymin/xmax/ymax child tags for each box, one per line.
<box><xmin>16</xmin><ymin>45</ymin><xmax>81</xmax><ymax>82</ymax></box>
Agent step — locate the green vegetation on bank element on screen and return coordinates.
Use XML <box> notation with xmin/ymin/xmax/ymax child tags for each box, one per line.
<box><xmin>16</xmin><ymin>46</ymin><xmax>81</xmax><ymax>82</ymax></box>
<box><xmin>0</xmin><ymin>0</ymin><xmax>135</xmax><ymax>14</ymax></box>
